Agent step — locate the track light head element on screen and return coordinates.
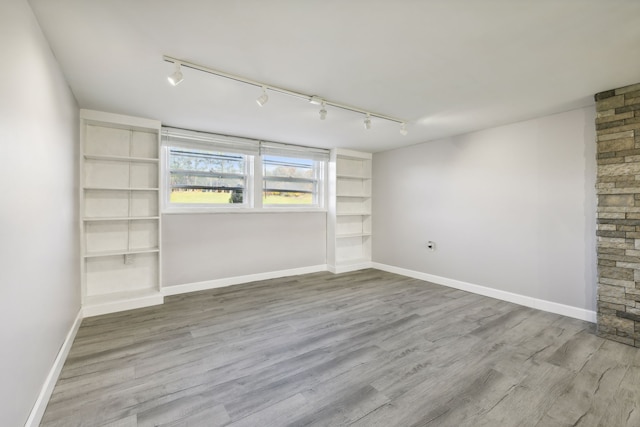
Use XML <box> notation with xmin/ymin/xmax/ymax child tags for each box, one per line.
<box><xmin>319</xmin><ymin>101</ymin><xmax>327</xmax><ymax>120</ymax></box>
<box><xmin>168</xmin><ymin>62</ymin><xmax>183</xmax><ymax>86</ymax></box>
<box><xmin>256</xmin><ymin>86</ymin><xmax>269</xmax><ymax>107</ymax></box>
<box><xmin>400</xmin><ymin>122</ymin><xmax>408</xmax><ymax>136</ymax></box>
<box><xmin>364</xmin><ymin>113</ymin><xmax>372</xmax><ymax>130</ymax></box>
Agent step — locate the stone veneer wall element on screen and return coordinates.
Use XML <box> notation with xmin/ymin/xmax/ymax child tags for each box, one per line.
<box><xmin>596</xmin><ymin>82</ymin><xmax>640</xmax><ymax>347</ymax></box>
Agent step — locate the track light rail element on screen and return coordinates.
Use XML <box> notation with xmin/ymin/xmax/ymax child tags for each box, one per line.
<box><xmin>163</xmin><ymin>55</ymin><xmax>407</xmax><ymax>127</ymax></box>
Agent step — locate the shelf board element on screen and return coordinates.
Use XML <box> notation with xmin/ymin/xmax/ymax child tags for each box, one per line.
<box><xmin>336</xmin><ymin>212</ymin><xmax>371</xmax><ymax>216</ymax></box>
<box><xmin>336</xmin><ymin>173</ymin><xmax>371</xmax><ymax>180</ymax></box>
<box><xmin>84</xmin><ymin>154</ymin><xmax>159</xmax><ymax>163</ymax></box>
<box><xmin>336</xmin><ymin>232</ymin><xmax>372</xmax><ymax>239</ymax></box>
<box><xmin>335</xmin><ymin>149</ymin><xmax>372</xmax><ymax>160</ymax></box>
<box><xmin>83</xmin><ymin>216</ymin><xmax>160</xmax><ymax>222</ymax></box>
<box><xmin>83</xmin><ymin>289</ymin><xmax>163</xmax><ymax>317</ymax></box>
<box><xmin>335</xmin><ymin>258</ymin><xmax>371</xmax><ymax>267</ymax></box>
<box><xmin>336</xmin><ymin>193</ymin><xmax>370</xmax><ymax>198</ymax></box>
<box><xmin>84</xmin><ymin>187</ymin><xmax>159</xmax><ymax>191</ymax></box>
<box><xmin>81</xmin><ymin>109</ymin><xmax>161</xmax><ymax>130</ymax></box>
<box><xmin>84</xmin><ymin>248</ymin><xmax>160</xmax><ymax>258</ymax></box>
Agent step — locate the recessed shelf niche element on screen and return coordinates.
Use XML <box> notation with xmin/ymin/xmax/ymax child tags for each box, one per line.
<box><xmin>328</xmin><ymin>149</ymin><xmax>372</xmax><ymax>273</ymax></box>
<box><xmin>80</xmin><ymin>109</ymin><xmax>163</xmax><ymax>316</ymax></box>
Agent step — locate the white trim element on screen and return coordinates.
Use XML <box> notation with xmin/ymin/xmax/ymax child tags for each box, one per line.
<box><xmin>333</xmin><ymin>148</ymin><xmax>373</xmax><ymax>160</ymax></box>
<box><xmin>80</xmin><ymin>109</ymin><xmax>160</xmax><ymax>130</ymax></box>
<box><xmin>328</xmin><ymin>261</ymin><xmax>373</xmax><ymax>274</ymax></box>
<box><xmin>162</xmin><ymin>265</ymin><xmax>328</xmax><ymax>296</ymax></box>
<box><xmin>372</xmin><ymin>263</ymin><xmax>597</xmax><ymax>323</ymax></box>
<box><xmin>162</xmin><ymin>208</ymin><xmax>328</xmax><ymax>215</ymax></box>
<box><xmin>25</xmin><ymin>310</ymin><xmax>83</xmax><ymax>427</ymax></box>
<box><xmin>82</xmin><ymin>294</ymin><xmax>164</xmax><ymax>318</ymax></box>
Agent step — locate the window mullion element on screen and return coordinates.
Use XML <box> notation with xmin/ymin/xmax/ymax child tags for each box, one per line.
<box><xmin>253</xmin><ymin>155</ymin><xmax>263</xmax><ymax>209</ymax></box>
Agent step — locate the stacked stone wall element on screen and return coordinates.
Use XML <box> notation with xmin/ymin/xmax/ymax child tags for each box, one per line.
<box><xmin>596</xmin><ymin>82</ymin><xmax>640</xmax><ymax>347</ymax></box>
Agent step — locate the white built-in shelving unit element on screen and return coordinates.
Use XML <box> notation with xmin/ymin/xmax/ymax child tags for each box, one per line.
<box><xmin>80</xmin><ymin>109</ymin><xmax>163</xmax><ymax>316</ymax></box>
<box><xmin>327</xmin><ymin>149</ymin><xmax>372</xmax><ymax>273</ymax></box>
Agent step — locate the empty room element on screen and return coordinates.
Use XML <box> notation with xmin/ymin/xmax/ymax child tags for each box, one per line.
<box><xmin>3</xmin><ymin>0</ymin><xmax>640</xmax><ymax>426</ymax></box>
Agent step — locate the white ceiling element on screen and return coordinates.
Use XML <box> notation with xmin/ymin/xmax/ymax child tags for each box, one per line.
<box><xmin>28</xmin><ymin>0</ymin><xmax>640</xmax><ymax>153</ymax></box>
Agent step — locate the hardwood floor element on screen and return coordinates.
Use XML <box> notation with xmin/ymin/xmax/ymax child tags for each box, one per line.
<box><xmin>41</xmin><ymin>269</ymin><xmax>640</xmax><ymax>426</ymax></box>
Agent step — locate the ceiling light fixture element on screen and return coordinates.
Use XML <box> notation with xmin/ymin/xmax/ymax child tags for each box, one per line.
<box><xmin>319</xmin><ymin>101</ymin><xmax>327</xmax><ymax>120</ymax></box>
<box><xmin>364</xmin><ymin>113</ymin><xmax>371</xmax><ymax>130</ymax></box>
<box><xmin>167</xmin><ymin>61</ymin><xmax>184</xmax><ymax>86</ymax></box>
<box><xmin>256</xmin><ymin>86</ymin><xmax>269</xmax><ymax>107</ymax></box>
<box><xmin>400</xmin><ymin>122</ymin><xmax>408</xmax><ymax>136</ymax></box>
<box><xmin>163</xmin><ymin>55</ymin><xmax>408</xmax><ymax>131</ymax></box>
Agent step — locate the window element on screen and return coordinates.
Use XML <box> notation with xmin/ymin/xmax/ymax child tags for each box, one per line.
<box><xmin>168</xmin><ymin>147</ymin><xmax>250</xmax><ymax>206</ymax></box>
<box><xmin>262</xmin><ymin>155</ymin><xmax>320</xmax><ymax>206</ymax></box>
<box><xmin>162</xmin><ymin>128</ymin><xmax>328</xmax><ymax>211</ymax></box>
<box><xmin>260</xmin><ymin>141</ymin><xmax>328</xmax><ymax>209</ymax></box>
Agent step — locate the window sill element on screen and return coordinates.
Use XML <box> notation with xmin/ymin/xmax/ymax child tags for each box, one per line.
<box><xmin>162</xmin><ymin>207</ymin><xmax>327</xmax><ymax>215</ymax></box>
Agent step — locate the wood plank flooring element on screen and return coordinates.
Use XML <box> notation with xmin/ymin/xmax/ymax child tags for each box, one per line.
<box><xmin>41</xmin><ymin>269</ymin><xmax>640</xmax><ymax>426</ymax></box>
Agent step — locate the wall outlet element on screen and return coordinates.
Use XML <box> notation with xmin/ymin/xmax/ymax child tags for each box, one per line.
<box><xmin>426</xmin><ymin>241</ymin><xmax>436</xmax><ymax>251</ymax></box>
<box><xmin>124</xmin><ymin>254</ymin><xmax>135</xmax><ymax>265</ymax></box>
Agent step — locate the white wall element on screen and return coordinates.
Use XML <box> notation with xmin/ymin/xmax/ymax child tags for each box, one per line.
<box><xmin>373</xmin><ymin>107</ymin><xmax>597</xmax><ymax>312</ymax></box>
<box><xmin>162</xmin><ymin>212</ymin><xmax>326</xmax><ymax>286</ymax></box>
<box><xmin>0</xmin><ymin>0</ymin><xmax>79</xmax><ymax>425</ymax></box>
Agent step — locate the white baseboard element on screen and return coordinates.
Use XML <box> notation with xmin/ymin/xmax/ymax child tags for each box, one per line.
<box><xmin>25</xmin><ymin>309</ymin><xmax>83</xmax><ymax>427</ymax></box>
<box><xmin>328</xmin><ymin>261</ymin><xmax>373</xmax><ymax>274</ymax></box>
<box><xmin>372</xmin><ymin>263</ymin><xmax>597</xmax><ymax>323</ymax></box>
<box><xmin>162</xmin><ymin>264</ymin><xmax>329</xmax><ymax>296</ymax></box>
<box><xmin>82</xmin><ymin>293</ymin><xmax>164</xmax><ymax>318</ymax></box>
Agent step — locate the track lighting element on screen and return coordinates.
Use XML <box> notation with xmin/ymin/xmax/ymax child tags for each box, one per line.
<box><xmin>364</xmin><ymin>113</ymin><xmax>371</xmax><ymax>130</ymax></box>
<box><xmin>319</xmin><ymin>101</ymin><xmax>327</xmax><ymax>120</ymax></box>
<box><xmin>256</xmin><ymin>86</ymin><xmax>269</xmax><ymax>107</ymax></box>
<box><xmin>163</xmin><ymin>55</ymin><xmax>409</xmax><ymax>132</ymax></box>
<box><xmin>167</xmin><ymin>62</ymin><xmax>184</xmax><ymax>86</ymax></box>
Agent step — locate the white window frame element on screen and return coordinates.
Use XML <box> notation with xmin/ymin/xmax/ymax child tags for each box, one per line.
<box><xmin>259</xmin><ymin>141</ymin><xmax>328</xmax><ymax>211</ymax></box>
<box><xmin>161</xmin><ymin>128</ymin><xmax>328</xmax><ymax>213</ymax></box>
<box><xmin>162</xmin><ymin>146</ymin><xmax>255</xmax><ymax>212</ymax></box>
<box><xmin>261</xmin><ymin>155</ymin><xmax>326</xmax><ymax>210</ymax></box>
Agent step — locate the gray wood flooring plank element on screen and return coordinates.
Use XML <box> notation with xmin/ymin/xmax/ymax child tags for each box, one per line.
<box><xmin>99</xmin><ymin>416</ymin><xmax>137</xmax><ymax>427</ymax></box>
<box><xmin>223</xmin><ymin>345</ymin><xmax>385</xmax><ymax>421</ymax></box>
<box><xmin>545</xmin><ymin>328</ymin><xmax>603</xmax><ymax>372</ymax></box>
<box><xmin>294</xmin><ymin>385</ymin><xmax>389</xmax><ymax>427</ymax></box>
<box><xmin>226</xmin><ymin>393</ymin><xmax>307</xmax><ymax>427</ymax></box>
<box><xmin>136</xmin><ymin>394</ymin><xmax>229</xmax><ymax>427</ymax></box>
<box><xmin>40</xmin><ymin>269</ymin><xmax>640</xmax><ymax>427</ymax></box>
<box><xmin>460</xmin><ymin>362</ymin><xmax>574</xmax><ymax>427</ymax></box>
<box><xmin>542</xmin><ymin>339</ymin><xmax>635</xmax><ymax>426</ymax></box>
<box><xmin>158</xmin><ymin>403</ymin><xmax>230</xmax><ymax>427</ymax></box>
